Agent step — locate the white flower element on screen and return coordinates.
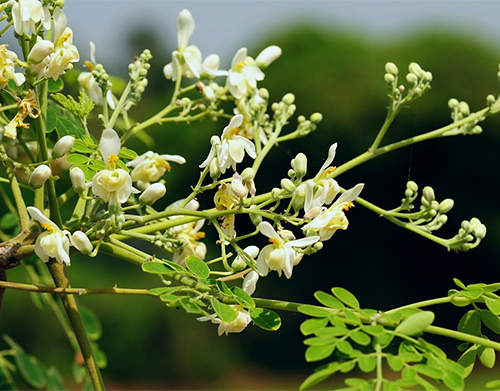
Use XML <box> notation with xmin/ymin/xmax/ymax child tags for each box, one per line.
<box><xmin>172</xmin><ymin>219</ymin><xmax>207</xmax><ymax>267</ymax></box>
<box><xmin>52</xmin><ymin>135</ymin><xmax>75</xmax><ymax>159</ymax></box>
<box><xmin>28</xmin><ymin>7</ymin><xmax>79</xmax><ymax>80</ymax></box>
<box><xmin>256</xmin><ymin>221</ymin><xmax>319</xmax><ymax>279</ymax></box>
<box><xmin>70</xmin><ymin>166</ymin><xmax>91</xmax><ymax>193</ymax></box>
<box><xmin>27</xmin><ymin>206</ymin><xmax>71</xmax><ymax>266</ymax></box>
<box><xmin>199</xmin><ymin>114</ymin><xmax>256</xmax><ymax>174</ymax></box>
<box><xmin>126</xmin><ymin>151</ymin><xmax>186</xmax><ymax>183</ymax></box>
<box><xmin>197</xmin><ymin>270</ymin><xmax>257</xmax><ymax>336</ymax></box>
<box><xmin>91</xmin><ymin>128</ymin><xmax>138</xmax><ymax>207</ymax></box>
<box><xmin>213</xmin><ymin>182</ymin><xmax>240</xmax><ymax>238</ymax></box>
<box><xmin>226</xmin><ymin>48</ymin><xmax>265</xmax><ymax>99</ymax></box>
<box><xmin>11</xmin><ymin>0</ymin><xmax>50</xmax><ymax>36</ymax></box>
<box><xmin>302</xmin><ymin>183</ymin><xmax>364</xmax><ymax>241</ymax></box>
<box><xmin>0</xmin><ymin>45</ymin><xmax>25</xmax><ymax>89</ymax></box>
<box><xmin>297</xmin><ymin>143</ymin><xmax>341</xmax><ymax>219</ymax></box>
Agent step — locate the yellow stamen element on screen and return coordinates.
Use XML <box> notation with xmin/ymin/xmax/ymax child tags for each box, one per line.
<box><xmin>230</xmin><ymin>126</ymin><xmax>239</xmax><ymax>136</ymax></box>
<box><xmin>40</xmin><ymin>222</ymin><xmax>53</xmax><ymax>232</ymax></box>
<box><xmin>85</xmin><ymin>61</ymin><xmax>95</xmax><ymax>71</ymax></box>
<box><xmin>193</xmin><ymin>232</ymin><xmax>206</xmax><ymax>240</ymax></box>
<box><xmin>108</xmin><ymin>154</ymin><xmax>119</xmax><ymax>165</ymax></box>
<box><xmin>342</xmin><ymin>202</ymin><xmax>354</xmax><ymax>212</ymax></box>
<box><xmin>237</xmin><ymin>61</ymin><xmax>246</xmax><ymax>70</ymax></box>
<box><xmin>269</xmin><ymin>238</ymin><xmax>280</xmax><ymax>245</ymax></box>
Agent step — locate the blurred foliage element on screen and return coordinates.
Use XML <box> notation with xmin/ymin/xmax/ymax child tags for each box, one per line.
<box><xmin>3</xmin><ymin>22</ymin><xmax>500</xmax><ymax>390</ymax></box>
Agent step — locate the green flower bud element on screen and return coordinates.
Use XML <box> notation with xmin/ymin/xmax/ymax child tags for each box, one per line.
<box><xmin>282</xmin><ymin>93</ymin><xmax>295</xmax><ymax>105</ymax></box>
<box><xmin>310</xmin><ymin>112</ymin><xmax>323</xmax><ymax>124</ymax></box>
<box><xmin>423</xmin><ymin>186</ymin><xmax>435</xmax><ymax>202</ymax></box>
<box><xmin>297</xmin><ymin>115</ymin><xmax>306</xmax><ymax>123</ymax></box>
<box><xmin>448</xmin><ymin>98</ymin><xmax>459</xmax><ymax>108</ymax></box>
<box><xmin>385</xmin><ymin>62</ymin><xmax>399</xmax><ymax>75</ymax></box>
<box><xmin>472</xmin><ymin>125</ymin><xmax>482</xmax><ymax>134</ymax></box>
<box><xmin>430</xmin><ymin>200</ymin><xmax>440</xmax><ymax>211</ymax></box>
<box><xmin>29</xmin><ymin>164</ymin><xmax>51</xmax><ymax>189</ymax></box>
<box><xmin>438</xmin><ymin>215</ymin><xmax>448</xmax><ymax>224</ymax></box>
<box><xmin>249</xmin><ymin>206</ymin><xmax>262</xmax><ymax>227</ymax></box>
<box><xmin>70</xmin><ymin>167</ymin><xmax>87</xmax><ymax>193</ymax></box>
<box><xmin>241</xmin><ymin>167</ymin><xmax>256</xmax><ymax>183</ymax></box>
<box><xmin>280</xmin><ymin>178</ymin><xmax>296</xmax><ymax>193</ymax></box>
<box><xmin>439</xmin><ymin>198</ymin><xmax>454</xmax><ymax>214</ymax></box>
<box><xmin>292</xmin><ymin>153</ymin><xmax>307</xmax><ymax>180</ymax></box>
<box><xmin>413</xmin><ymin>87</ymin><xmax>422</xmax><ymax>96</ymax></box>
<box><xmin>461</xmin><ymin>220</ymin><xmax>472</xmax><ymax>232</ymax></box>
<box><xmin>487</xmin><ymin>94</ymin><xmax>496</xmax><ymax>105</ymax></box>
<box><xmin>384</xmin><ymin>73</ymin><xmax>395</xmax><ymax>83</ymax></box>
<box><xmin>287</xmin><ymin>169</ymin><xmax>296</xmax><ymax>179</ymax></box>
<box><xmin>271</xmin><ymin>187</ymin><xmax>282</xmax><ymax>199</ymax></box>
<box><xmin>231</xmin><ymin>257</ymin><xmax>246</xmax><ymax>271</ymax></box>
<box><xmin>458</xmin><ymin>101</ymin><xmax>470</xmax><ymax>115</ymax></box>
<box><xmin>406</xmin><ymin>73</ymin><xmax>418</xmax><ymax>84</ymax></box>
<box><xmin>407</xmin><ymin>181</ymin><xmax>418</xmax><ymax>192</ymax></box>
<box><xmin>424</xmin><ymin>71</ymin><xmax>433</xmax><ymax>82</ymax></box>
<box><xmin>404</xmin><ymin>189</ymin><xmax>413</xmax><ymax>198</ymax></box>
<box><xmin>258</xmin><ymin>88</ymin><xmax>269</xmax><ymax>100</ymax></box>
<box><xmin>209</xmin><ymin>158</ymin><xmax>221</xmax><ymax>180</ymax></box>
<box><xmin>313</xmin><ymin>241</ymin><xmax>323</xmax><ymax>252</ymax></box>
<box><xmin>408</xmin><ymin>62</ymin><xmax>423</xmax><ymax>78</ymax></box>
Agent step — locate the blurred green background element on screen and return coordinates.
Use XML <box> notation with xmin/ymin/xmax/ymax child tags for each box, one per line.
<box><xmin>3</xmin><ymin>1</ymin><xmax>500</xmax><ymax>390</ymax></box>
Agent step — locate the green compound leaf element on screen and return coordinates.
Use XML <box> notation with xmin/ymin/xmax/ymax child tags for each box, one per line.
<box><xmin>395</xmin><ymin>311</ymin><xmax>434</xmax><ymax>336</ymax></box>
<box><xmin>215</xmin><ymin>280</ymin><xmax>232</xmax><ymax>296</ymax></box>
<box><xmin>298</xmin><ymin>305</ymin><xmax>332</xmax><ymax>317</ymax></box>
<box><xmin>48</xmin><ymin>78</ymin><xmax>64</xmax><ymax>92</ymax></box>
<box><xmin>45</xmin><ymin>366</ymin><xmax>65</xmax><ymax>391</ymax></box>
<box><xmin>231</xmin><ymin>286</ymin><xmax>255</xmax><ymax>308</ymax></box>
<box><xmin>331</xmin><ymin>287</ymin><xmax>360</xmax><ymax>309</ymax></box>
<box><xmin>79</xmin><ymin>305</ymin><xmax>102</xmax><ymax>341</ymax></box>
<box><xmin>305</xmin><ymin>344</ymin><xmax>335</xmax><ymax>362</ymax></box>
<box><xmin>458</xmin><ymin>310</ymin><xmax>481</xmax><ymax>336</ymax></box>
<box><xmin>141</xmin><ymin>261</ymin><xmax>176</xmax><ymax>274</ymax></box>
<box><xmin>299</xmin><ymin>362</ymin><xmax>340</xmax><ymax>390</ymax></box>
<box><xmin>486</xmin><ymin>298</ymin><xmax>500</xmax><ymax>315</ymax></box>
<box><xmin>249</xmin><ymin>308</ymin><xmax>281</xmax><ymax>331</ymax></box>
<box><xmin>357</xmin><ymin>355</ymin><xmax>376</xmax><ymax>373</ymax></box>
<box><xmin>480</xmin><ymin>309</ymin><xmax>500</xmax><ymax>334</ymax></box>
<box><xmin>179</xmin><ymin>297</ymin><xmax>203</xmax><ymax>314</ymax></box>
<box><xmin>303</xmin><ymin>336</ymin><xmax>337</xmax><ymax>346</ymax></box>
<box><xmin>478</xmin><ymin>345</ymin><xmax>496</xmax><ymax>369</ymax></box>
<box><xmin>300</xmin><ymin>317</ymin><xmax>328</xmax><ymax>336</ymax></box>
<box><xmin>314</xmin><ymin>291</ymin><xmax>345</xmax><ymax>309</ymax></box>
<box><xmin>185</xmin><ymin>256</ymin><xmax>210</xmax><ymax>279</ymax></box>
<box><xmin>14</xmin><ymin>352</ymin><xmax>47</xmax><ymax>389</ymax></box>
<box><xmin>453</xmin><ymin>278</ymin><xmax>466</xmax><ymax>289</ymax></box>
<box><xmin>211</xmin><ymin>298</ymin><xmax>237</xmax><ymax>323</ymax></box>
<box><xmin>0</xmin><ymin>212</ymin><xmax>19</xmax><ymax>230</ymax></box>
<box><xmin>460</xmin><ymin>287</ymin><xmax>484</xmax><ymax>300</ymax></box>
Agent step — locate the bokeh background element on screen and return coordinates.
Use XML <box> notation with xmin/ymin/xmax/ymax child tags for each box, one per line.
<box><xmin>3</xmin><ymin>0</ymin><xmax>500</xmax><ymax>389</ymax></box>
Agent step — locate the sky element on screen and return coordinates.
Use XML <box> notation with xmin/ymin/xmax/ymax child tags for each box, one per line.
<box><xmin>58</xmin><ymin>1</ymin><xmax>500</xmax><ymax>73</ymax></box>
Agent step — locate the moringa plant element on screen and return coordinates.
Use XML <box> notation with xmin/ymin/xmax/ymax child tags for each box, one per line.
<box><xmin>0</xmin><ymin>2</ymin><xmax>499</xmax><ymax>390</ymax></box>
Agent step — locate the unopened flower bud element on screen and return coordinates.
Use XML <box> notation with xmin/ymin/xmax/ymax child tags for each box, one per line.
<box><xmin>430</xmin><ymin>200</ymin><xmax>439</xmax><ymax>211</ymax></box>
<box><xmin>280</xmin><ymin>178</ymin><xmax>296</xmax><ymax>193</ymax></box>
<box><xmin>258</xmin><ymin>88</ymin><xmax>269</xmax><ymax>100</ymax></box>
<box><xmin>209</xmin><ymin>158</ymin><xmax>221</xmax><ymax>180</ymax></box>
<box><xmin>52</xmin><ymin>135</ymin><xmax>75</xmax><ymax>159</ymax></box>
<box><xmin>385</xmin><ymin>62</ymin><xmax>398</xmax><ymax>75</ymax></box>
<box><xmin>202</xmin><ymin>54</ymin><xmax>220</xmax><ymax>71</ymax></box>
<box><xmin>407</xmin><ymin>181</ymin><xmax>418</xmax><ymax>193</ymax></box>
<box><xmin>248</xmin><ymin>206</ymin><xmax>262</xmax><ymax>227</ymax></box>
<box><xmin>203</xmin><ymin>86</ymin><xmax>215</xmax><ymax>101</ymax></box>
<box><xmin>313</xmin><ymin>241</ymin><xmax>323</xmax><ymax>252</ymax></box>
<box><xmin>310</xmin><ymin>112</ymin><xmax>323</xmax><ymax>124</ymax></box>
<box><xmin>282</xmin><ymin>93</ymin><xmax>295</xmax><ymax>105</ymax></box>
<box><xmin>241</xmin><ymin>167</ymin><xmax>255</xmax><ymax>183</ymax></box>
<box><xmin>231</xmin><ymin>174</ymin><xmax>248</xmax><ymax>198</ymax></box>
<box><xmin>29</xmin><ymin>165</ymin><xmax>51</xmax><ymax>189</ymax></box>
<box><xmin>472</xmin><ymin>125</ymin><xmax>482</xmax><ymax>134</ymax></box>
<box><xmin>70</xmin><ymin>167</ymin><xmax>87</xmax><ymax>193</ymax></box>
<box><xmin>163</xmin><ymin>63</ymin><xmax>173</xmax><ymax>79</ymax></box>
<box><xmin>28</xmin><ymin>40</ymin><xmax>54</xmax><ymax>63</ymax></box>
<box><xmin>448</xmin><ymin>98</ymin><xmax>459</xmax><ymax>109</ymax></box>
<box><xmin>406</xmin><ymin>73</ymin><xmax>418</xmax><ymax>84</ymax></box>
<box><xmin>384</xmin><ymin>73</ymin><xmax>395</xmax><ymax>83</ymax></box>
<box><xmin>231</xmin><ymin>257</ymin><xmax>246</xmax><ymax>271</ymax></box>
<box><xmin>439</xmin><ymin>198</ymin><xmax>454</xmax><ymax>214</ymax></box>
<box><xmin>246</xmin><ymin>179</ymin><xmax>257</xmax><ymax>196</ymax></box>
<box><xmin>487</xmin><ymin>94</ymin><xmax>496</xmax><ymax>105</ymax></box>
<box><xmin>461</xmin><ymin>220</ymin><xmax>472</xmax><ymax>232</ymax></box>
<box><xmin>424</xmin><ymin>71</ymin><xmax>433</xmax><ymax>82</ymax></box>
<box><xmin>423</xmin><ymin>186</ymin><xmax>435</xmax><ymax>202</ymax></box>
<box><xmin>139</xmin><ymin>183</ymin><xmax>166</xmax><ymax>205</ymax></box>
<box><xmin>404</xmin><ymin>189</ymin><xmax>413</xmax><ymax>198</ymax></box>
<box><xmin>458</xmin><ymin>101</ymin><xmax>470</xmax><ymax>115</ymax></box>
<box><xmin>438</xmin><ymin>215</ymin><xmax>448</xmax><ymax>225</ymax></box>
<box><xmin>278</xmin><ymin>229</ymin><xmax>295</xmax><ymax>241</ymax></box>
<box><xmin>71</xmin><ymin>231</ymin><xmax>93</xmax><ymax>254</ymax></box>
<box><xmin>256</xmin><ymin>45</ymin><xmax>282</xmax><ymax>69</ymax></box>
<box><xmin>408</xmin><ymin>62</ymin><xmax>423</xmax><ymax>78</ymax></box>
<box><xmin>292</xmin><ymin>153</ymin><xmax>307</xmax><ymax>180</ymax></box>
<box><xmin>271</xmin><ymin>187</ymin><xmax>282</xmax><ymax>199</ymax></box>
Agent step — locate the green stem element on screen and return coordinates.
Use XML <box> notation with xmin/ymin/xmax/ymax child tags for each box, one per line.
<box><xmin>0</xmin><ymin>279</ymin><xmax>150</xmax><ymax>296</ymax></box>
<box><xmin>425</xmin><ymin>325</ymin><xmax>500</xmax><ymax>351</ymax></box>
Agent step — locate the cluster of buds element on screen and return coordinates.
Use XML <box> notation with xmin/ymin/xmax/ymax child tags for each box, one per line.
<box><xmin>444</xmin><ymin>98</ymin><xmax>483</xmax><ymax>136</ymax></box>
<box><xmin>448</xmin><ymin>217</ymin><xmax>487</xmax><ymax>252</ymax></box>
<box><xmin>384</xmin><ymin>62</ymin><xmax>432</xmax><ymax>103</ymax></box>
<box><xmin>124</xmin><ymin>49</ymin><xmax>152</xmax><ymax>110</ymax></box>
